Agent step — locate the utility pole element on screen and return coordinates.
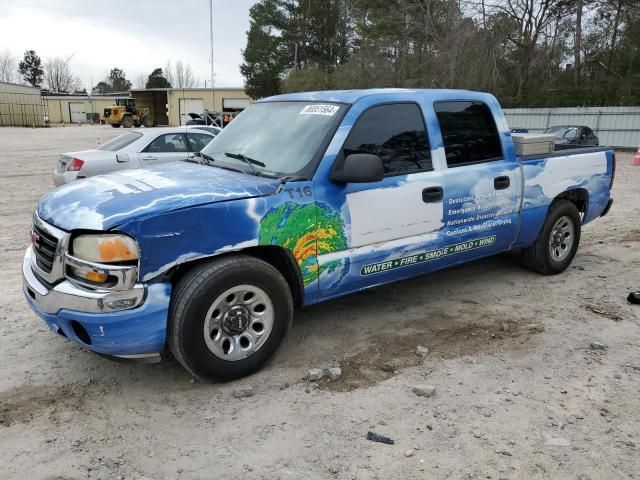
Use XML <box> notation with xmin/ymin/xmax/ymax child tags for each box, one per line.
<box><xmin>209</xmin><ymin>0</ymin><xmax>216</xmax><ymax>117</ymax></box>
<box><xmin>574</xmin><ymin>0</ymin><xmax>582</xmax><ymax>87</ymax></box>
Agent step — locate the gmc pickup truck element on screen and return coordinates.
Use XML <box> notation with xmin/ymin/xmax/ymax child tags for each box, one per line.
<box><xmin>23</xmin><ymin>89</ymin><xmax>615</xmax><ymax>381</ymax></box>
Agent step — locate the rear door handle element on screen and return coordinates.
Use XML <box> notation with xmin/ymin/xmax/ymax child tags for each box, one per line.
<box><xmin>494</xmin><ymin>176</ymin><xmax>510</xmax><ymax>190</ymax></box>
<box><xmin>141</xmin><ymin>156</ymin><xmax>158</xmax><ymax>161</ymax></box>
<box><xmin>422</xmin><ymin>186</ymin><xmax>443</xmax><ymax>203</ymax></box>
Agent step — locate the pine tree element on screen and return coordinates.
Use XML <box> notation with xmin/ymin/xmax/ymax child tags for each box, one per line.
<box><xmin>146</xmin><ymin>68</ymin><xmax>172</xmax><ymax>88</ymax></box>
<box><xmin>93</xmin><ymin>68</ymin><xmax>132</xmax><ymax>93</ymax></box>
<box><xmin>240</xmin><ymin>0</ymin><xmax>292</xmax><ymax>98</ymax></box>
<box><xmin>18</xmin><ymin>50</ymin><xmax>44</xmax><ymax>87</ymax></box>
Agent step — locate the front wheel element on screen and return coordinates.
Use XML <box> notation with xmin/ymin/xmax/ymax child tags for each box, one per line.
<box><xmin>110</xmin><ymin>123</ymin><xmax>121</xmax><ymax>128</ymax></box>
<box><xmin>168</xmin><ymin>255</ymin><xmax>293</xmax><ymax>381</ymax></box>
<box><xmin>121</xmin><ymin>115</ymin><xmax>133</xmax><ymax>128</ymax></box>
<box><xmin>142</xmin><ymin>115</ymin><xmax>154</xmax><ymax>128</ymax></box>
<box><xmin>522</xmin><ymin>200</ymin><xmax>581</xmax><ymax>275</ymax></box>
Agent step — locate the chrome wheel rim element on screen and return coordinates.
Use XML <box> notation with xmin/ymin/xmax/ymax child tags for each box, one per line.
<box><xmin>549</xmin><ymin>215</ymin><xmax>574</xmax><ymax>262</ymax></box>
<box><xmin>203</xmin><ymin>284</ymin><xmax>274</xmax><ymax>361</ymax></box>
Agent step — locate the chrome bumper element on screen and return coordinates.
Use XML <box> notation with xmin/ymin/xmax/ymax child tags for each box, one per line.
<box><xmin>23</xmin><ymin>246</ymin><xmax>146</xmax><ymax>314</ymax></box>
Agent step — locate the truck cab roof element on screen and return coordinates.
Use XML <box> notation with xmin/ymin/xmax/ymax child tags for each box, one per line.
<box><xmin>260</xmin><ymin>88</ymin><xmax>498</xmax><ymax>105</ymax></box>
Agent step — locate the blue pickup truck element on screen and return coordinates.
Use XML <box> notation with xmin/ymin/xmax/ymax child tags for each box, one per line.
<box><xmin>23</xmin><ymin>89</ymin><xmax>615</xmax><ymax>380</ymax></box>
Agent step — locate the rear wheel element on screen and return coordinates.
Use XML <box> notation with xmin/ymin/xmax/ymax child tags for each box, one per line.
<box><xmin>522</xmin><ymin>200</ymin><xmax>581</xmax><ymax>275</ymax></box>
<box><xmin>110</xmin><ymin>123</ymin><xmax>121</xmax><ymax>128</ymax></box>
<box><xmin>121</xmin><ymin>115</ymin><xmax>133</xmax><ymax>128</ymax></box>
<box><xmin>142</xmin><ymin>115</ymin><xmax>154</xmax><ymax>128</ymax></box>
<box><xmin>168</xmin><ymin>255</ymin><xmax>294</xmax><ymax>381</ymax></box>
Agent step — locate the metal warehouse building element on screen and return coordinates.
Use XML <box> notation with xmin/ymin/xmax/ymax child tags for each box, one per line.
<box><xmin>130</xmin><ymin>87</ymin><xmax>251</xmax><ymax>126</ymax></box>
<box><xmin>45</xmin><ymin>88</ymin><xmax>251</xmax><ymax>126</ymax></box>
<box><xmin>0</xmin><ymin>82</ymin><xmax>251</xmax><ymax>127</ymax></box>
<box><xmin>0</xmin><ymin>81</ymin><xmax>47</xmax><ymax>127</ymax></box>
<box><xmin>44</xmin><ymin>95</ymin><xmax>126</xmax><ymax>124</ymax></box>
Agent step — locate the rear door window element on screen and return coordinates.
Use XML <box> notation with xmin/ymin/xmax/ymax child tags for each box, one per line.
<box><xmin>343</xmin><ymin>103</ymin><xmax>431</xmax><ymax>175</ymax></box>
<box><xmin>145</xmin><ymin>133</ymin><xmax>188</xmax><ymax>153</ymax></box>
<box><xmin>434</xmin><ymin>101</ymin><xmax>502</xmax><ymax>167</ymax></box>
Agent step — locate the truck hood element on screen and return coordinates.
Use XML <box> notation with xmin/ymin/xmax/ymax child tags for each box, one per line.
<box><xmin>38</xmin><ymin>162</ymin><xmax>280</xmax><ymax>231</ymax></box>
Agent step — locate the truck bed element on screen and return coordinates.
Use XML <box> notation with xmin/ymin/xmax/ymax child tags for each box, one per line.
<box><xmin>520</xmin><ymin>145</ymin><xmax>611</xmax><ymax>161</ymax></box>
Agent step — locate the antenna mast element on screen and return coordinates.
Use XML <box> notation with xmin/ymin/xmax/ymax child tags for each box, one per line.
<box><xmin>209</xmin><ymin>0</ymin><xmax>216</xmax><ymax>124</ymax></box>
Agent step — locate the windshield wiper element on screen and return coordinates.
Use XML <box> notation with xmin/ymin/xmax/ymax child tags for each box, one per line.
<box><xmin>224</xmin><ymin>152</ymin><xmax>268</xmax><ymax>177</ymax></box>
<box><xmin>224</xmin><ymin>152</ymin><xmax>266</xmax><ymax>168</ymax></box>
<box><xmin>184</xmin><ymin>151</ymin><xmax>216</xmax><ymax>165</ymax></box>
<box><xmin>275</xmin><ymin>175</ymin><xmax>308</xmax><ymax>193</ymax></box>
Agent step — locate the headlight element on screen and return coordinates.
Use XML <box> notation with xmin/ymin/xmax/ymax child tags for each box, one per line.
<box><xmin>72</xmin><ymin>234</ymin><xmax>139</xmax><ymax>263</ymax></box>
<box><xmin>65</xmin><ymin>234</ymin><xmax>139</xmax><ymax>290</ymax></box>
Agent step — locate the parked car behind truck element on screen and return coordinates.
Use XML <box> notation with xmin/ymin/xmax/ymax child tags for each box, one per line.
<box><xmin>53</xmin><ymin>127</ymin><xmax>216</xmax><ymax>186</ymax></box>
<box><xmin>24</xmin><ymin>89</ymin><xmax>615</xmax><ymax>381</ymax></box>
<box><xmin>544</xmin><ymin>125</ymin><xmax>599</xmax><ymax>147</ymax></box>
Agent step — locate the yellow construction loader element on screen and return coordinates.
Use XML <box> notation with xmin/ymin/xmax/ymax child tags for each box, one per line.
<box><xmin>103</xmin><ymin>98</ymin><xmax>154</xmax><ymax>128</ymax></box>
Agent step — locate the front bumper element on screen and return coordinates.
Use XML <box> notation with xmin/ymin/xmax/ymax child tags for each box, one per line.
<box><xmin>23</xmin><ymin>247</ymin><xmax>171</xmax><ymax>357</ymax></box>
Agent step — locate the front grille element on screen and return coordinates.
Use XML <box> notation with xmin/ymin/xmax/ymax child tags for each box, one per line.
<box><xmin>32</xmin><ymin>223</ymin><xmax>59</xmax><ymax>273</ymax></box>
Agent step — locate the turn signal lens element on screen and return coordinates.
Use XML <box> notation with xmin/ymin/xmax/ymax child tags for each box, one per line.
<box><xmin>73</xmin><ymin>234</ymin><xmax>139</xmax><ymax>263</ymax></box>
<box><xmin>85</xmin><ymin>271</ymin><xmax>108</xmax><ymax>283</ymax></box>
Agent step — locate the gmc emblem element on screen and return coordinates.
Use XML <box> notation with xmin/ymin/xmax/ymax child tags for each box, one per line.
<box><xmin>30</xmin><ymin>230</ymin><xmax>40</xmax><ymax>249</ymax></box>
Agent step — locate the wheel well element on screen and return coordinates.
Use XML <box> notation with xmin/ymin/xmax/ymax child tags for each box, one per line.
<box><xmin>243</xmin><ymin>246</ymin><xmax>304</xmax><ymax>308</ymax></box>
<box><xmin>166</xmin><ymin>247</ymin><xmax>304</xmax><ymax>309</ymax></box>
<box><xmin>553</xmin><ymin>188</ymin><xmax>588</xmax><ymax>214</ymax></box>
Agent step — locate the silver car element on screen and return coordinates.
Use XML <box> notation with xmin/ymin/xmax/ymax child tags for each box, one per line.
<box><xmin>53</xmin><ymin>127</ymin><xmax>217</xmax><ymax>186</ymax></box>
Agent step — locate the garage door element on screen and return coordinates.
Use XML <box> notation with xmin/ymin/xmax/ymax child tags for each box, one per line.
<box><xmin>179</xmin><ymin>98</ymin><xmax>205</xmax><ymax>125</ymax></box>
<box><xmin>69</xmin><ymin>102</ymin><xmax>86</xmax><ymax>123</ymax></box>
<box><xmin>223</xmin><ymin>98</ymin><xmax>250</xmax><ymax>110</ymax></box>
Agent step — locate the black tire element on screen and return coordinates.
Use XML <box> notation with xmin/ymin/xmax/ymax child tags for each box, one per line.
<box><xmin>121</xmin><ymin>115</ymin><xmax>133</xmax><ymax>128</ymax></box>
<box><xmin>142</xmin><ymin>115</ymin><xmax>154</xmax><ymax>128</ymax></box>
<box><xmin>168</xmin><ymin>255</ymin><xmax>294</xmax><ymax>381</ymax></box>
<box><xmin>522</xmin><ymin>200</ymin><xmax>581</xmax><ymax>275</ymax></box>
<box><xmin>110</xmin><ymin>123</ymin><xmax>121</xmax><ymax>128</ymax></box>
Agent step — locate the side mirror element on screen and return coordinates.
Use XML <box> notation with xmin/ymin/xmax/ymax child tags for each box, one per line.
<box><xmin>332</xmin><ymin>153</ymin><xmax>384</xmax><ymax>184</ymax></box>
<box><xmin>116</xmin><ymin>152</ymin><xmax>129</xmax><ymax>163</ymax></box>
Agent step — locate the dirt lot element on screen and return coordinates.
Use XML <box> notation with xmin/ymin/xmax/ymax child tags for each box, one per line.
<box><xmin>0</xmin><ymin>125</ymin><xmax>638</xmax><ymax>480</ymax></box>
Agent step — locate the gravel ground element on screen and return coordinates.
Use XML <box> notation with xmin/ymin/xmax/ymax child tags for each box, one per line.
<box><xmin>0</xmin><ymin>125</ymin><xmax>638</xmax><ymax>480</ymax></box>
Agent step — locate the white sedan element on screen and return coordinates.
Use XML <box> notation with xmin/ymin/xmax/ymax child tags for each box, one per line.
<box><xmin>53</xmin><ymin>127</ymin><xmax>218</xmax><ymax>186</ymax></box>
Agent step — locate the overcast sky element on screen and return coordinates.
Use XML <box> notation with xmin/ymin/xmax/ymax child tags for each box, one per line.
<box><xmin>0</xmin><ymin>0</ymin><xmax>257</xmax><ymax>89</ymax></box>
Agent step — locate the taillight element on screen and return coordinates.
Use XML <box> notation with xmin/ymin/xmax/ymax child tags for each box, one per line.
<box><xmin>66</xmin><ymin>158</ymin><xmax>84</xmax><ymax>172</ymax></box>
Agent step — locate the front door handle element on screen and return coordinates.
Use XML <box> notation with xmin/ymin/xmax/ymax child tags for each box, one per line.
<box><xmin>422</xmin><ymin>186</ymin><xmax>443</xmax><ymax>203</ymax></box>
<box><xmin>494</xmin><ymin>176</ymin><xmax>510</xmax><ymax>190</ymax></box>
<box><xmin>141</xmin><ymin>156</ymin><xmax>158</xmax><ymax>161</ymax></box>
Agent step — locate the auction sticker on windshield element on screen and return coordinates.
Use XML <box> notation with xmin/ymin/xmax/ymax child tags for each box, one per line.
<box><xmin>300</xmin><ymin>104</ymin><xmax>340</xmax><ymax>116</ymax></box>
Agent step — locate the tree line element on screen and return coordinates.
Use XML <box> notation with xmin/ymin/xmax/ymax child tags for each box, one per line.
<box><xmin>0</xmin><ymin>49</ymin><xmax>200</xmax><ymax>94</ymax></box>
<box><xmin>241</xmin><ymin>0</ymin><xmax>640</xmax><ymax>107</ymax></box>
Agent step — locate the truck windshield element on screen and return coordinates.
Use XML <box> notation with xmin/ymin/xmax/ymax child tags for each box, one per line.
<box><xmin>200</xmin><ymin>101</ymin><xmax>345</xmax><ymax>177</ymax></box>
